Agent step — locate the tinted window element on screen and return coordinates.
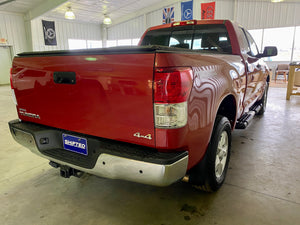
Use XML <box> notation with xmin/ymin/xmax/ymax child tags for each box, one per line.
<box><xmin>245</xmin><ymin>30</ymin><xmax>259</xmax><ymax>56</ymax></box>
<box><xmin>141</xmin><ymin>24</ymin><xmax>232</xmax><ymax>54</ymax></box>
<box><xmin>240</xmin><ymin>28</ymin><xmax>259</xmax><ymax>56</ymax></box>
<box><xmin>169</xmin><ymin>30</ymin><xmax>193</xmax><ymax>49</ymax></box>
<box><xmin>141</xmin><ymin>28</ymin><xmax>171</xmax><ymax>46</ymax></box>
<box><xmin>193</xmin><ymin>25</ymin><xmax>232</xmax><ymax>53</ymax></box>
<box><xmin>239</xmin><ymin>28</ymin><xmax>251</xmax><ymax>53</ymax></box>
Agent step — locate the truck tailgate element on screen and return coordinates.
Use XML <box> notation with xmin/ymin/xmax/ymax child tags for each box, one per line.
<box><xmin>12</xmin><ymin>50</ymin><xmax>156</xmax><ymax>147</ymax></box>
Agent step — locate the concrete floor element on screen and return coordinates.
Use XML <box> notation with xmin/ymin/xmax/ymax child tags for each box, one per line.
<box><xmin>0</xmin><ymin>85</ymin><xmax>300</xmax><ymax>225</ymax></box>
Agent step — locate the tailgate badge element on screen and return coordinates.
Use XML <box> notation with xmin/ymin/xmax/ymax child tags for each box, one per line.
<box><xmin>133</xmin><ymin>132</ymin><xmax>152</xmax><ymax>140</ymax></box>
<box><xmin>19</xmin><ymin>108</ymin><xmax>40</xmax><ymax>119</ymax></box>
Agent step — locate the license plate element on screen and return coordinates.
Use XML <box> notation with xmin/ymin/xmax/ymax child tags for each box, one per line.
<box><xmin>62</xmin><ymin>134</ymin><xmax>88</xmax><ymax>155</ymax></box>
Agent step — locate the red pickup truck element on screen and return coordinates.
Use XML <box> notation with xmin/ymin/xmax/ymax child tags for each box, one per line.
<box><xmin>9</xmin><ymin>20</ymin><xmax>277</xmax><ymax>191</ymax></box>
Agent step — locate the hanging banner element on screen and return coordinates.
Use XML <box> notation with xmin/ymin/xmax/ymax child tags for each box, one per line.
<box><xmin>163</xmin><ymin>7</ymin><xmax>175</xmax><ymax>24</ymax></box>
<box><xmin>42</xmin><ymin>20</ymin><xmax>57</xmax><ymax>46</ymax></box>
<box><xmin>181</xmin><ymin>1</ymin><xmax>193</xmax><ymax>21</ymax></box>
<box><xmin>201</xmin><ymin>2</ymin><xmax>215</xmax><ymax>20</ymax></box>
<box><xmin>0</xmin><ymin>38</ymin><xmax>7</xmax><ymax>44</ymax></box>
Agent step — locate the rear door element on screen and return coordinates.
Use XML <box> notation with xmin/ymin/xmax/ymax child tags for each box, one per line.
<box><xmin>12</xmin><ymin>50</ymin><xmax>156</xmax><ymax>147</ymax></box>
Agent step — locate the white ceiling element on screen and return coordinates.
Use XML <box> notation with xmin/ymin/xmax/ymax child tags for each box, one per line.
<box><xmin>0</xmin><ymin>0</ymin><xmax>299</xmax><ymax>24</ymax></box>
<box><xmin>0</xmin><ymin>0</ymin><xmax>162</xmax><ymax>24</ymax></box>
<box><xmin>0</xmin><ymin>0</ymin><xmax>45</xmax><ymax>13</ymax></box>
<box><xmin>48</xmin><ymin>0</ymin><xmax>163</xmax><ymax>24</ymax></box>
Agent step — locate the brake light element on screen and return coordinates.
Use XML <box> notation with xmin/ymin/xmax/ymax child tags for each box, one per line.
<box><xmin>154</xmin><ymin>67</ymin><xmax>193</xmax><ymax>103</ymax></box>
<box><xmin>10</xmin><ymin>68</ymin><xmax>13</xmax><ymax>89</ymax></box>
<box><xmin>10</xmin><ymin>67</ymin><xmax>18</xmax><ymax>105</ymax></box>
<box><xmin>172</xmin><ymin>20</ymin><xmax>196</xmax><ymax>27</ymax></box>
<box><xmin>154</xmin><ymin>67</ymin><xmax>193</xmax><ymax>128</ymax></box>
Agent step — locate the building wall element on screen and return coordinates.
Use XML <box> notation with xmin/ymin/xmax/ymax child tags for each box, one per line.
<box><xmin>108</xmin><ymin>0</ymin><xmax>234</xmax><ymax>40</ymax></box>
<box><xmin>0</xmin><ymin>12</ymin><xmax>28</xmax><ymax>55</ymax></box>
<box><xmin>236</xmin><ymin>0</ymin><xmax>300</xmax><ymax>30</ymax></box>
<box><xmin>31</xmin><ymin>17</ymin><xmax>101</xmax><ymax>51</ymax></box>
<box><xmin>108</xmin><ymin>15</ymin><xmax>144</xmax><ymax>40</ymax></box>
<box><xmin>107</xmin><ymin>0</ymin><xmax>300</xmax><ymax>40</ymax></box>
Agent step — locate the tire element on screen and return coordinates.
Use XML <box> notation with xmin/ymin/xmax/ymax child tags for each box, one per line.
<box><xmin>189</xmin><ymin>115</ymin><xmax>232</xmax><ymax>192</ymax></box>
<box><xmin>257</xmin><ymin>82</ymin><xmax>269</xmax><ymax>115</ymax></box>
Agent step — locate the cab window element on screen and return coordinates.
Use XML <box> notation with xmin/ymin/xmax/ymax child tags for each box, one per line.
<box><xmin>240</xmin><ymin>28</ymin><xmax>259</xmax><ymax>57</ymax></box>
<box><xmin>141</xmin><ymin>24</ymin><xmax>232</xmax><ymax>54</ymax></box>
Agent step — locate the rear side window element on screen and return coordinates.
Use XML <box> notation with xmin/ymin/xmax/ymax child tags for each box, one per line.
<box><xmin>192</xmin><ymin>25</ymin><xmax>232</xmax><ymax>53</ymax></box>
<box><xmin>141</xmin><ymin>28</ymin><xmax>171</xmax><ymax>46</ymax></box>
<box><xmin>141</xmin><ymin>24</ymin><xmax>232</xmax><ymax>54</ymax></box>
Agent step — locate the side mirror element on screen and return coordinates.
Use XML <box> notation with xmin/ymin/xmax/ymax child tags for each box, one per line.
<box><xmin>258</xmin><ymin>46</ymin><xmax>278</xmax><ymax>58</ymax></box>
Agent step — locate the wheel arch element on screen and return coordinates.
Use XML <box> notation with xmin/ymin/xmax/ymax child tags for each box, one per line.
<box><xmin>216</xmin><ymin>94</ymin><xmax>237</xmax><ymax>129</ymax></box>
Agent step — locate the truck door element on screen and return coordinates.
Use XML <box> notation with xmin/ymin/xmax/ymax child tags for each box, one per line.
<box><xmin>240</xmin><ymin>28</ymin><xmax>267</xmax><ymax>113</ymax></box>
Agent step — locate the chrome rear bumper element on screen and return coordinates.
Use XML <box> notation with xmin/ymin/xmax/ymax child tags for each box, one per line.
<box><xmin>9</xmin><ymin>120</ymin><xmax>188</xmax><ymax>186</ymax></box>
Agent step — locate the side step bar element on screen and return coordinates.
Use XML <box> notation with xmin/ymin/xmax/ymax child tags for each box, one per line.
<box><xmin>235</xmin><ymin>104</ymin><xmax>262</xmax><ymax>129</ymax></box>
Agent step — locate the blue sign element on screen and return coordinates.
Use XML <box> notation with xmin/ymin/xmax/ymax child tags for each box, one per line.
<box><xmin>181</xmin><ymin>1</ymin><xmax>193</xmax><ymax>21</ymax></box>
<box><xmin>63</xmin><ymin>134</ymin><xmax>88</xmax><ymax>155</ymax></box>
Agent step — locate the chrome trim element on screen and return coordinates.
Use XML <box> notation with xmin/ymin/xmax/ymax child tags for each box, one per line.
<box><xmin>11</xmin><ymin>128</ymin><xmax>188</xmax><ymax>187</ymax></box>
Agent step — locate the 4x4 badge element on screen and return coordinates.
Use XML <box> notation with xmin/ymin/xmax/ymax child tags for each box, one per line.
<box><xmin>133</xmin><ymin>132</ymin><xmax>152</xmax><ymax>140</ymax></box>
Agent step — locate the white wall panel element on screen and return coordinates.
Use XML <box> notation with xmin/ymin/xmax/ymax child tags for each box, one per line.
<box><xmin>109</xmin><ymin>2</ymin><xmax>185</xmax><ymax>40</ymax></box>
<box><xmin>0</xmin><ymin>12</ymin><xmax>28</xmax><ymax>55</ymax></box>
<box><xmin>236</xmin><ymin>1</ymin><xmax>300</xmax><ymax>30</ymax></box>
<box><xmin>31</xmin><ymin>17</ymin><xmax>101</xmax><ymax>51</ymax></box>
<box><xmin>107</xmin><ymin>0</ymin><xmax>300</xmax><ymax>42</ymax></box>
<box><xmin>146</xmin><ymin>8</ymin><xmax>163</xmax><ymax>28</ymax></box>
<box><xmin>108</xmin><ymin>15</ymin><xmax>145</xmax><ymax>40</ymax></box>
<box><xmin>215</xmin><ymin>0</ymin><xmax>234</xmax><ymax>20</ymax></box>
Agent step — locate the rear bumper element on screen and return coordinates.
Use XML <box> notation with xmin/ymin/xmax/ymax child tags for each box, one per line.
<box><xmin>8</xmin><ymin>120</ymin><xmax>188</xmax><ymax>186</ymax></box>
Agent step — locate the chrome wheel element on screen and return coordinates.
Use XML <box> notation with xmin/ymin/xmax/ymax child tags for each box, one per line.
<box><xmin>188</xmin><ymin>115</ymin><xmax>231</xmax><ymax>192</ymax></box>
<box><xmin>215</xmin><ymin>131</ymin><xmax>228</xmax><ymax>179</ymax></box>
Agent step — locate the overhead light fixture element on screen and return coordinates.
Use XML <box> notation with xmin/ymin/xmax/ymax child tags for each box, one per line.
<box><xmin>271</xmin><ymin>0</ymin><xmax>284</xmax><ymax>2</ymax></box>
<box><xmin>65</xmin><ymin>6</ymin><xmax>75</xmax><ymax>20</ymax></box>
<box><xmin>103</xmin><ymin>15</ymin><xmax>112</xmax><ymax>25</ymax></box>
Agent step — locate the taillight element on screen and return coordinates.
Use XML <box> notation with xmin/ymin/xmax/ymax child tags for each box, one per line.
<box><xmin>154</xmin><ymin>67</ymin><xmax>193</xmax><ymax>128</ymax></box>
<box><xmin>154</xmin><ymin>67</ymin><xmax>193</xmax><ymax>103</ymax></box>
<box><xmin>10</xmin><ymin>67</ymin><xmax>18</xmax><ymax>105</ymax></box>
<box><xmin>10</xmin><ymin>68</ymin><xmax>13</xmax><ymax>89</ymax></box>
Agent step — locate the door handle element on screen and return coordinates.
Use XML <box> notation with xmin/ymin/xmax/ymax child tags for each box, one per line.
<box><xmin>53</xmin><ymin>72</ymin><xmax>76</xmax><ymax>84</ymax></box>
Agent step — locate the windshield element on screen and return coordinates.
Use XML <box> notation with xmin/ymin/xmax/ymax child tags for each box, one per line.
<box><xmin>141</xmin><ymin>24</ymin><xmax>232</xmax><ymax>54</ymax></box>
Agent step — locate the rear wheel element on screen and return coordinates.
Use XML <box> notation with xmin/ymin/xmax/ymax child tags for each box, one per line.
<box><xmin>189</xmin><ymin>115</ymin><xmax>231</xmax><ymax>192</ymax></box>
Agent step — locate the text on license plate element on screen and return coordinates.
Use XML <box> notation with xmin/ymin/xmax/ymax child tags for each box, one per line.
<box><xmin>62</xmin><ymin>134</ymin><xmax>88</xmax><ymax>155</ymax></box>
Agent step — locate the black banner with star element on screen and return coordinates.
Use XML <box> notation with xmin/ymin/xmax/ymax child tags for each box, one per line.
<box><xmin>42</xmin><ymin>20</ymin><xmax>57</xmax><ymax>46</ymax></box>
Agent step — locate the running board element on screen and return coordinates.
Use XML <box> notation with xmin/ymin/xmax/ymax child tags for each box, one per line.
<box><xmin>235</xmin><ymin>104</ymin><xmax>262</xmax><ymax>129</ymax></box>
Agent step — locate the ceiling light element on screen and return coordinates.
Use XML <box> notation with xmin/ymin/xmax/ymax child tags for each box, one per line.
<box><xmin>103</xmin><ymin>15</ymin><xmax>112</xmax><ymax>25</ymax></box>
<box><xmin>65</xmin><ymin>6</ymin><xmax>75</xmax><ymax>20</ymax></box>
<box><xmin>271</xmin><ymin>0</ymin><xmax>284</xmax><ymax>2</ymax></box>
